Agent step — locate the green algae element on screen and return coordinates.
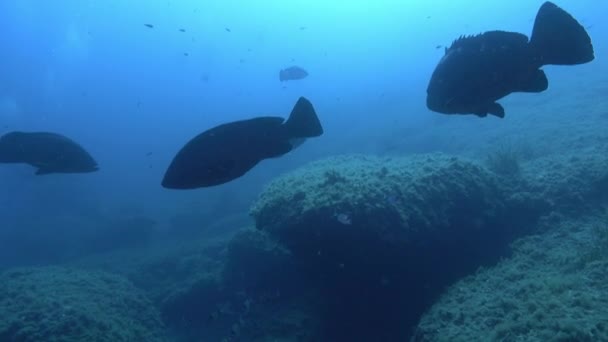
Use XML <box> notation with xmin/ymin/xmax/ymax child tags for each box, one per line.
<box><xmin>251</xmin><ymin>153</ymin><xmax>507</xmax><ymax>247</ymax></box>
<box><xmin>0</xmin><ymin>267</ymin><xmax>165</xmax><ymax>342</ymax></box>
<box><xmin>413</xmin><ymin>214</ymin><xmax>608</xmax><ymax>342</ymax></box>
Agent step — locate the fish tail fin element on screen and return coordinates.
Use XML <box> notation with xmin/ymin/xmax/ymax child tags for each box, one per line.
<box><xmin>283</xmin><ymin>97</ymin><xmax>323</xmax><ymax>138</ymax></box>
<box><xmin>529</xmin><ymin>2</ymin><xmax>594</xmax><ymax>65</ymax></box>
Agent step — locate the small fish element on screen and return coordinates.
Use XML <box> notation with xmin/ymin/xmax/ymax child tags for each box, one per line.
<box><xmin>0</xmin><ymin>132</ymin><xmax>98</xmax><ymax>174</ymax></box>
<box><xmin>225</xmin><ymin>27</ymin><xmax>231</xmax><ymax>32</ymax></box>
<box><xmin>179</xmin><ymin>28</ymin><xmax>186</xmax><ymax>32</ymax></box>
<box><xmin>279</xmin><ymin>65</ymin><xmax>308</xmax><ymax>82</ymax></box>
<box><xmin>435</xmin><ymin>45</ymin><xmax>442</xmax><ymax>49</ymax></box>
<box><xmin>299</xmin><ymin>26</ymin><xmax>307</xmax><ymax>30</ymax></box>
<box><xmin>145</xmin><ymin>152</ymin><xmax>153</xmax><ymax>157</ymax></box>
<box><xmin>426</xmin><ymin>1</ymin><xmax>594</xmax><ymax>118</ymax></box>
<box><xmin>335</xmin><ymin>213</ymin><xmax>352</xmax><ymax>225</ymax></box>
<box><xmin>144</xmin><ymin>24</ymin><xmax>154</xmax><ymax>28</ymax></box>
<box><xmin>183</xmin><ymin>52</ymin><xmax>189</xmax><ymax>56</ymax></box>
<box><xmin>162</xmin><ymin>97</ymin><xmax>323</xmax><ymax>189</ymax></box>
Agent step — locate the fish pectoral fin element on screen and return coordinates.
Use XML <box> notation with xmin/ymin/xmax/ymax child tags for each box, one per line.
<box><xmin>487</xmin><ymin>103</ymin><xmax>505</xmax><ymax>118</ymax></box>
<box><xmin>35</xmin><ymin>167</ymin><xmax>54</xmax><ymax>175</ymax></box>
<box><xmin>519</xmin><ymin>69</ymin><xmax>548</xmax><ymax>93</ymax></box>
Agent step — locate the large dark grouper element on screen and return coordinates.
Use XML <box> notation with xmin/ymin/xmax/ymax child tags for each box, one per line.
<box><xmin>162</xmin><ymin>96</ymin><xmax>323</xmax><ymax>189</ymax></box>
<box><xmin>279</xmin><ymin>66</ymin><xmax>308</xmax><ymax>82</ymax></box>
<box><xmin>426</xmin><ymin>1</ymin><xmax>594</xmax><ymax>118</ymax></box>
<box><xmin>0</xmin><ymin>131</ymin><xmax>98</xmax><ymax>174</ymax></box>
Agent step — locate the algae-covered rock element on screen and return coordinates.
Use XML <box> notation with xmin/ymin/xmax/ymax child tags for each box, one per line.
<box><xmin>519</xmin><ymin>152</ymin><xmax>608</xmax><ymax>213</ymax></box>
<box><xmin>251</xmin><ymin>154</ymin><xmax>508</xmax><ymax>247</ymax></box>
<box><xmin>250</xmin><ymin>154</ymin><xmax>533</xmax><ymax>340</ymax></box>
<box><xmin>0</xmin><ymin>267</ymin><xmax>165</xmax><ymax>342</ymax></box>
<box><xmin>412</xmin><ymin>214</ymin><xmax>608</xmax><ymax>342</ymax></box>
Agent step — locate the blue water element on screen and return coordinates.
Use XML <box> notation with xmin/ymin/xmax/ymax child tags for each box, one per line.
<box><xmin>0</xmin><ymin>1</ymin><xmax>607</xmax><ymax>341</ymax></box>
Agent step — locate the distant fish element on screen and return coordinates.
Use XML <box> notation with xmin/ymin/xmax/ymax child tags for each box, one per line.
<box><xmin>144</xmin><ymin>24</ymin><xmax>154</xmax><ymax>28</ymax></box>
<box><xmin>162</xmin><ymin>97</ymin><xmax>323</xmax><ymax>189</ymax></box>
<box><xmin>184</xmin><ymin>52</ymin><xmax>189</xmax><ymax>56</ymax></box>
<box><xmin>426</xmin><ymin>1</ymin><xmax>594</xmax><ymax>118</ymax></box>
<box><xmin>225</xmin><ymin>27</ymin><xmax>231</xmax><ymax>32</ymax></box>
<box><xmin>279</xmin><ymin>66</ymin><xmax>308</xmax><ymax>82</ymax></box>
<box><xmin>179</xmin><ymin>28</ymin><xmax>186</xmax><ymax>32</ymax></box>
<box><xmin>335</xmin><ymin>213</ymin><xmax>352</xmax><ymax>225</ymax></box>
<box><xmin>0</xmin><ymin>131</ymin><xmax>98</xmax><ymax>175</ymax></box>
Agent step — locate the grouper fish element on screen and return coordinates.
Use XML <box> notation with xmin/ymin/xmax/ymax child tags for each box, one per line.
<box><xmin>426</xmin><ymin>1</ymin><xmax>594</xmax><ymax>118</ymax></box>
<box><xmin>0</xmin><ymin>131</ymin><xmax>98</xmax><ymax>174</ymax></box>
<box><xmin>279</xmin><ymin>66</ymin><xmax>309</xmax><ymax>82</ymax></box>
<box><xmin>162</xmin><ymin>96</ymin><xmax>323</xmax><ymax>189</ymax></box>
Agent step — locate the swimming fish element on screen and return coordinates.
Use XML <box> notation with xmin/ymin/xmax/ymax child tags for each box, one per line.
<box><xmin>162</xmin><ymin>97</ymin><xmax>323</xmax><ymax>189</ymax></box>
<box><xmin>0</xmin><ymin>131</ymin><xmax>98</xmax><ymax>174</ymax></box>
<box><xmin>335</xmin><ymin>213</ymin><xmax>352</xmax><ymax>225</ymax></box>
<box><xmin>279</xmin><ymin>66</ymin><xmax>309</xmax><ymax>82</ymax></box>
<box><xmin>426</xmin><ymin>1</ymin><xmax>594</xmax><ymax>118</ymax></box>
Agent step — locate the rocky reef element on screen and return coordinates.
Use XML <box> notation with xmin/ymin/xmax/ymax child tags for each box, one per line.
<box><xmin>0</xmin><ymin>266</ymin><xmax>165</xmax><ymax>342</ymax></box>
<box><xmin>250</xmin><ymin>153</ymin><xmax>540</xmax><ymax>340</ymax></box>
<box><xmin>412</xmin><ymin>213</ymin><xmax>608</xmax><ymax>341</ymax></box>
<box><xmin>518</xmin><ymin>152</ymin><xmax>608</xmax><ymax>213</ymax></box>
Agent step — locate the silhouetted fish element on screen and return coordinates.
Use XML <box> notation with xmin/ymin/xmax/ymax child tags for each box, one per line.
<box><xmin>144</xmin><ymin>24</ymin><xmax>154</xmax><ymax>28</ymax></box>
<box><xmin>426</xmin><ymin>1</ymin><xmax>594</xmax><ymax>118</ymax></box>
<box><xmin>162</xmin><ymin>97</ymin><xmax>323</xmax><ymax>189</ymax></box>
<box><xmin>279</xmin><ymin>66</ymin><xmax>308</xmax><ymax>82</ymax></box>
<box><xmin>0</xmin><ymin>132</ymin><xmax>98</xmax><ymax>175</ymax></box>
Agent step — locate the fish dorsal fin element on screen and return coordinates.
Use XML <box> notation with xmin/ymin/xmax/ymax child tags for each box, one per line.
<box><xmin>447</xmin><ymin>34</ymin><xmax>478</xmax><ymax>51</ymax></box>
<box><xmin>446</xmin><ymin>31</ymin><xmax>528</xmax><ymax>54</ymax></box>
